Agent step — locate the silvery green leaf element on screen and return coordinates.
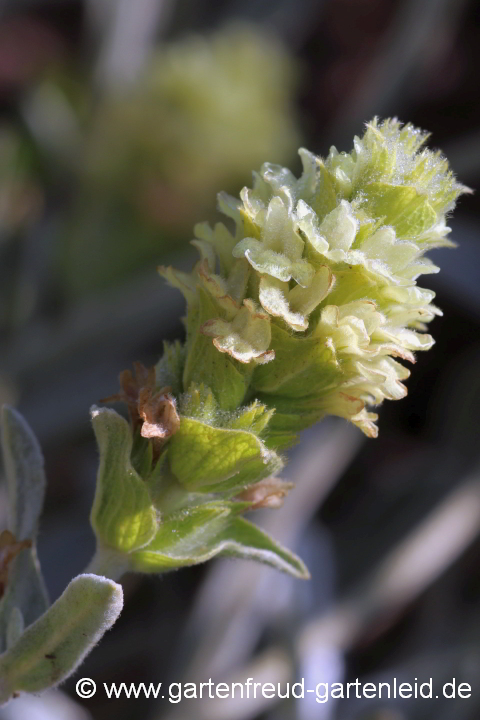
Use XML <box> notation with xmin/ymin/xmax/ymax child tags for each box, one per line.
<box><xmin>217</xmin><ymin>516</ymin><xmax>310</xmax><ymax>579</ymax></box>
<box><xmin>0</xmin><ymin>574</ymin><xmax>123</xmax><ymax>704</ymax></box>
<box><xmin>0</xmin><ymin>549</ymin><xmax>49</xmax><ymax>654</ymax></box>
<box><xmin>6</xmin><ymin>608</ymin><xmax>23</xmax><ymax>650</ymax></box>
<box><xmin>0</xmin><ymin>407</ymin><xmax>49</xmax><ymax>652</ymax></box>
<box><xmin>132</xmin><ymin>504</ymin><xmax>309</xmax><ymax>579</ymax></box>
<box><xmin>1</xmin><ymin>406</ymin><xmax>46</xmax><ymax>541</ymax></box>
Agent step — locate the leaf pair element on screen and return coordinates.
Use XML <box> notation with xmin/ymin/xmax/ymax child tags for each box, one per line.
<box><xmin>89</xmin><ymin>406</ymin><xmax>308</xmax><ymax>579</ymax></box>
<box><xmin>0</xmin><ymin>407</ymin><xmax>124</xmax><ymax>705</ymax></box>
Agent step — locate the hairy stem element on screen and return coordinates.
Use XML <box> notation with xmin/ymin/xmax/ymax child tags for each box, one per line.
<box><xmin>84</xmin><ymin>547</ymin><xmax>130</xmax><ymax>581</ymax></box>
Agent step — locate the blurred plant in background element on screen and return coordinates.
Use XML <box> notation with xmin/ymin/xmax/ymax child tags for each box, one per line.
<box><xmin>0</xmin><ymin>128</ymin><xmax>41</xmax><ymax>241</ymax></box>
<box><xmin>87</xmin><ymin>24</ymin><xmax>300</xmax><ymax>228</ymax></box>
<box><xmin>0</xmin><ymin>126</ymin><xmax>43</xmax><ymax>332</ymax></box>
<box><xmin>28</xmin><ymin>23</ymin><xmax>301</xmax><ymax>297</ymax></box>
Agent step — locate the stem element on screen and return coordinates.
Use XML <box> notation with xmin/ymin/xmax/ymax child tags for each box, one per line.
<box><xmin>84</xmin><ymin>547</ymin><xmax>130</xmax><ymax>582</ymax></box>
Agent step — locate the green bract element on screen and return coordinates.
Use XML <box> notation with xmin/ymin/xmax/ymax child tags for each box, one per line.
<box><xmin>161</xmin><ymin>118</ymin><xmax>467</xmax><ymax>438</ymax></box>
<box><xmin>88</xmin><ymin>392</ymin><xmax>306</xmax><ymax>579</ymax></box>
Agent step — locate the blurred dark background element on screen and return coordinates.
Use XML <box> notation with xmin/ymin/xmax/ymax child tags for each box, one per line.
<box><xmin>1</xmin><ymin>1</ymin><xmax>480</xmax><ymax>719</ymax></box>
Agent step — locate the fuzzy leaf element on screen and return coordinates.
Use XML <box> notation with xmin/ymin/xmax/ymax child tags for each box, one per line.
<box><xmin>132</xmin><ymin>508</ymin><xmax>308</xmax><ymax>579</ymax></box>
<box><xmin>0</xmin><ymin>549</ymin><xmax>49</xmax><ymax>653</ymax></box>
<box><xmin>1</xmin><ymin>406</ymin><xmax>46</xmax><ymax>541</ymax></box>
<box><xmin>0</xmin><ymin>574</ymin><xmax>123</xmax><ymax>704</ymax></box>
<box><xmin>218</xmin><ymin>516</ymin><xmax>309</xmax><ymax>579</ymax></box>
<box><xmin>131</xmin><ymin>504</ymin><xmax>232</xmax><ymax>571</ymax></box>
<box><xmin>90</xmin><ymin>407</ymin><xmax>157</xmax><ymax>553</ymax></box>
<box><xmin>168</xmin><ymin>416</ymin><xmax>283</xmax><ymax>492</ymax></box>
<box><xmin>0</xmin><ymin>407</ymin><xmax>49</xmax><ymax>652</ymax></box>
<box><xmin>194</xmin><ymin>220</ymin><xmax>237</xmax><ymax>275</ymax></box>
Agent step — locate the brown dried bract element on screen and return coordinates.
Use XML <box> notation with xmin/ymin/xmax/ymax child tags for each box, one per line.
<box><xmin>102</xmin><ymin>362</ymin><xmax>180</xmax><ymax>446</ymax></box>
<box><xmin>236</xmin><ymin>478</ymin><xmax>294</xmax><ymax>510</ymax></box>
<box><xmin>138</xmin><ymin>387</ymin><xmax>180</xmax><ymax>442</ymax></box>
<box><xmin>102</xmin><ymin>361</ymin><xmax>154</xmax><ymax>428</ymax></box>
<box><xmin>0</xmin><ymin>529</ymin><xmax>32</xmax><ymax>598</ymax></box>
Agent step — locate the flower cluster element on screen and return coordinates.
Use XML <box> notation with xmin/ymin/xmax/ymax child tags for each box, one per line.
<box><xmin>79</xmin><ymin>119</ymin><xmax>465</xmax><ymax>585</ymax></box>
<box><xmin>162</xmin><ymin>118</ymin><xmax>467</xmax><ymax>439</ymax></box>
